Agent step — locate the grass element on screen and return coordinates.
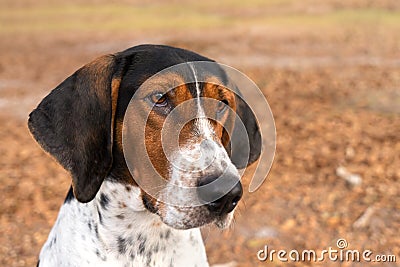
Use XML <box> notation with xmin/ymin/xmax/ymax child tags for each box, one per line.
<box><xmin>1</xmin><ymin>1</ymin><xmax>399</xmax><ymax>34</ymax></box>
<box><xmin>1</xmin><ymin>4</ymin><xmax>226</xmax><ymax>32</ymax></box>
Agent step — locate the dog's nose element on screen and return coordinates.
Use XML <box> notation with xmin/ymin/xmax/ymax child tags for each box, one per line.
<box><xmin>197</xmin><ymin>175</ymin><xmax>243</xmax><ymax>216</ymax></box>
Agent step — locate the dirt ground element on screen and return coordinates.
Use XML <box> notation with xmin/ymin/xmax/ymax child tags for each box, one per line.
<box><xmin>0</xmin><ymin>1</ymin><xmax>399</xmax><ymax>266</ymax></box>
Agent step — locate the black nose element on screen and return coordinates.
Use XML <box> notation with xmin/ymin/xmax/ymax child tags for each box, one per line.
<box><xmin>197</xmin><ymin>175</ymin><xmax>243</xmax><ymax>216</ymax></box>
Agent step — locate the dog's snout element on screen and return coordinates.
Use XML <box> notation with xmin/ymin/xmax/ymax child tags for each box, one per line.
<box><xmin>197</xmin><ymin>175</ymin><xmax>243</xmax><ymax>216</ymax></box>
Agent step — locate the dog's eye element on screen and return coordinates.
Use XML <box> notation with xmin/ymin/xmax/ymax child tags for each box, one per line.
<box><xmin>150</xmin><ymin>93</ymin><xmax>168</xmax><ymax>107</ymax></box>
<box><xmin>217</xmin><ymin>100</ymin><xmax>229</xmax><ymax>113</ymax></box>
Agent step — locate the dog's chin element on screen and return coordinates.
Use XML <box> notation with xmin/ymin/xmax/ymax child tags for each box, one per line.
<box><xmin>157</xmin><ymin>208</ymin><xmax>235</xmax><ymax>230</ymax></box>
<box><xmin>160</xmin><ymin>216</ymin><xmax>214</xmax><ymax>230</ymax></box>
<box><xmin>214</xmin><ymin>212</ymin><xmax>234</xmax><ymax>229</ymax></box>
<box><xmin>161</xmin><ymin>216</ymin><xmax>233</xmax><ymax>230</ymax></box>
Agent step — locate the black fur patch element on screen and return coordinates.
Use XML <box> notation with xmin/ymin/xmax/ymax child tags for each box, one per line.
<box><xmin>64</xmin><ymin>187</ymin><xmax>74</xmax><ymax>203</ymax></box>
<box><xmin>95</xmin><ymin>249</ymin><xmax>107</xmax><ymax>261</ymax></box>
<box><xmin>154</xmin><ymin>243</ymin><xmax>159</xmax><ymax>253</ymax></box>
<box><xmin>137</xmin><ymin>233</ymin><xmax>147</xmax><ymax>255</ymax></box>
<box><xmin>138</xmin><ymin>240</ymin><xmax>146</xmax><ymax>255</ymax></box>
<box><xmin>146</xmin><ymin>252</ymin><xmax>152</xmax><ymax>265</ymax></box>
<box><xmin>97</xmin><ymin>207</ymin><xmax>103</xmax><ymax>225</ymax></box>
<box><xmin>142</xmin><ymin>195</ymin><xmax>158</xmax><ymax>214</ymax></box>
<box><xmin>165</xmin><ymin>229</ymin><xmax>171</xmax><ymax>239</ymax></box>
<box><xmin>117</xmin><ymin>236</ymin><xmax>127</xmax><ymax>254</ymax></box>
<box><xmin>48</xmin><ymin>236</ymin><xmax>57</xmax><ymax>248</ymax></box>
<box><xmin>94</xmin><ymin>224</ymin><xmax>99</xmax><ymax>238</ymax></box>
<box><xmin>99</xmin><ymin>193</ymin><xmax>110</xmax><ymax>210</ymax></box>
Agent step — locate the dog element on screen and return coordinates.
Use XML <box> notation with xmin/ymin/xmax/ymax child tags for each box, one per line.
<box><xmin>29</xmin><ymin>45</ymin><xmax>261</xmax><ymax>267</ymax></box>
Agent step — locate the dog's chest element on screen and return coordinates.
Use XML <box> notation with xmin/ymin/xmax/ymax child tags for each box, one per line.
<box><xmin>38</xmin><ymin>182</ymin><xmax>209</xmax><ymax>267</ymax></box>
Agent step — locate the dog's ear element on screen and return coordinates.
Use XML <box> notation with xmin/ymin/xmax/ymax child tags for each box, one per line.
<box><xmin>223</xmin><ymin>93</ymin><xmax>261</xmax><ymax>169</ymax></box>
<box><xmin>28</xmin><ymin>55</ymin><xmax>127</xmax><ymax>203</ymax></box>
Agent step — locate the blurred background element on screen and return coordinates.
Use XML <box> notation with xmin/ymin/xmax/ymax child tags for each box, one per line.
<box><xmin>0</xmin><ymin>0</ymin><xmax>399</xmax><ymax>266</ymax></box>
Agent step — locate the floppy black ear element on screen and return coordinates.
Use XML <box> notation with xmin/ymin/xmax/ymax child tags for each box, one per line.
<box><xmin>28</xmin><ymin>55</ymin><xmax>125</xmax><ymax>203</ymax></box>
<box><xmin>225</xmin><ymin>93</ymin><xmax>262</xmax><ymax>169</ymax></box>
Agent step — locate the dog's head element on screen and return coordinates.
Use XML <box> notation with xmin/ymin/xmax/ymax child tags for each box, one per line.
<box><xmin>28</xmin><ymin>45</ymin><xmax>261</xmax><ymax>229</ymax></box>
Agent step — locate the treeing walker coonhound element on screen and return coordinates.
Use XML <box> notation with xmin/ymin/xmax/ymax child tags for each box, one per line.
<box><xmin>29</xmin><ymin>45</ymin><xmax>261</xmax><ymax>267</ymax></box>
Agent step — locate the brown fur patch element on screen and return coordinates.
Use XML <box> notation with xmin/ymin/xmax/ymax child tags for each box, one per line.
<box><xmin>202</xmin><ymin>81</ymin><xmax>237</xmax><ymax>144</ymax></box>
<box><xmin>78</xmin><ymin>55</ymin><xmax>116</xmax><ymax>107</ymax></box>
<box><xmin>110</xmin><ymin>77</ymin><xmax>121</xmax><ymax>142</ymax></box>
<box><xmin>144</xmin><ymin>83</ymin><xmax>195</xmax><ymax>180</ymax></box>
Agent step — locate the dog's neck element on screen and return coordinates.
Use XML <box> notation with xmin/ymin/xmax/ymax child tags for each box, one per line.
<box><xmin>39</xmin><ymin>180</ymin><xmax>209</xmax><ymax>267</ymax></box>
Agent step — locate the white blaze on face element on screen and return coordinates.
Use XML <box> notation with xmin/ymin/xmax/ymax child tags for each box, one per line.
<box><xmin>189</xmin><ymin>63</ymin><xmax>214</xmax><ymax>139</ymax></box>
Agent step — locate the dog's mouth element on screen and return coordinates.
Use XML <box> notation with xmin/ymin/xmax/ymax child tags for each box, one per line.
<box><xmin>150</xmin><ymin>201</ymin><xmax>238</xmax><ymax>230</ymax></box>
<box><xmin>142</xmin><ymin>194</ymin><xmax>238</xmax><ymax>230</ymax></box>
